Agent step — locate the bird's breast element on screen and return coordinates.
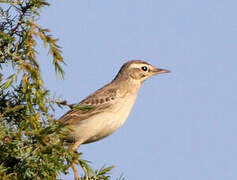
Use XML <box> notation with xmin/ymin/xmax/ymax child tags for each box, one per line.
<box><xmin>101</xmin><ymin>92</ymin><xmax>137</xmax><ymax>135</ymax></box>
<box><xmin>81</xmin><ymin>92</ymin><xmax>138</xmax><ymax>144</ymax></box>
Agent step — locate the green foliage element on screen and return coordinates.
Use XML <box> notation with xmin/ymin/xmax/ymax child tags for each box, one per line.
<box><xmin>71</xmin><ymin>104</ymin><xmax>96</xmax><ymax>110</ymax></box>
<box><xmin>0</xmin><ymin>1</ymin><xmax>116</xmax><ymax>179</ymax></box>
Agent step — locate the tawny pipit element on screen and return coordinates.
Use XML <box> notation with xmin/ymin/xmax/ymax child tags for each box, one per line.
<box><xmin>59</xmin><ymin>60</ymin><xmax>170</xmax><ymax>151</ymax></box>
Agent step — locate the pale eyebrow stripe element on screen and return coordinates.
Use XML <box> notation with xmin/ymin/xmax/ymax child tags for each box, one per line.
<box><xmin>128</xmin><ymin>63</ymin><xmax>148</xmax><ymax>69</ymax></box>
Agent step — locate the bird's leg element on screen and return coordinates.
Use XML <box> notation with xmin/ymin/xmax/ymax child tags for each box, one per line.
<box><xmin>72</xmin><ymin>141</ymin><xmax>82</xmax><ymax>152</ymax></box>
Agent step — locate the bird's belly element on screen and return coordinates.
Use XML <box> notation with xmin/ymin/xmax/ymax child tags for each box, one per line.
<box><xmin>75</xmin><ymin>95</ymin><xmax>137</xmax><ymax>144</ymax></box>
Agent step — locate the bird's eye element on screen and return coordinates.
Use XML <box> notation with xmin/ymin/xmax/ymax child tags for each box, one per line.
<box><xmin>141</xmin><ymin>66</ymin><xmax>148</xmax><ymax>71</ymax></box>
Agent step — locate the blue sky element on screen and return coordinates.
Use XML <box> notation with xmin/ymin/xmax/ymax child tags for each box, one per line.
<box><xmin>37</xmin><ymin>0</ymin><xmax>237</xmax><ymax>179</ymax></box>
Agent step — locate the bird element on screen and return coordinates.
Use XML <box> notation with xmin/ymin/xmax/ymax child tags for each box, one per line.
<box><xmin>58</xmin><ymin>60</ymin><xmax>170</xmax><ymax>152</ymax></box>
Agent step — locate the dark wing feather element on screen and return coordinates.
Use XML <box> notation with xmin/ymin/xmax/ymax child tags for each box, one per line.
<box><xmin>58</xmin><ymin>86</ymin><xmax>118</xmax><ymax>125</ymax></box>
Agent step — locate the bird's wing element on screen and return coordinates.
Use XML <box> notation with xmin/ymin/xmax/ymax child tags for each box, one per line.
<box><xmin>58</xmin><ymin>87</ymin><xmax>118</xmax><ymax>125</ymax></box>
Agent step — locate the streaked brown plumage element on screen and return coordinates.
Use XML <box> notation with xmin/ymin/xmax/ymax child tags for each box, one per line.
<box><xmin>58</xmin><ymin>60</ymin><xmax>170</xmax><ymax>150</ymax></box>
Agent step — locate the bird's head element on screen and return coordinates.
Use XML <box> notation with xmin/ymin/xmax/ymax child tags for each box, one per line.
<box><xmin>114</xmin><ymin>60</ymin><xmax>170</xmax><ymax>84</ymax></box>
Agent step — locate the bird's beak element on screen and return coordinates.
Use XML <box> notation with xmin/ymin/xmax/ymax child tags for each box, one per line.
<box><xmin>152</xmin><ymin>68</ymin><xmax>170</xmax><ymax>75</ymax></box>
